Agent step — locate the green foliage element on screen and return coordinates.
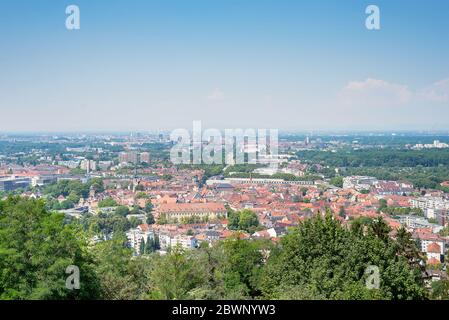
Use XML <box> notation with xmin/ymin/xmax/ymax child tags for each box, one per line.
<box><xmin>439</xmin><ymin>226</ymin><xmax>449</xmax><ymax>237</ymax></box>
<box><xmin>260</xmin><ymin>214</ymin><xmax>426</xmax><ymax>300</ymax></box>
<box><xmin>338</xmin><ymin>206</ymin><xmax>346</xmax><ymax>218</ymax></box>
<box><xmin>145</xmin><ymin>236</ymin><xmax>155</xmax><ymax>254</ymax></box>
<box><xmin>437</xmin><ymin>185</ymin><xmax>449</xmax><ymax>194</ymax></box>
<box><xmin>158</xmin><ymin>213</ymin><xmax>168</xmax><ymax>225</ymax></box>
<box><xmin>82</xmin><ymin>212</ymin><xmax>131</xmax><ymax>236</ymax></box>
<box><xmin>98</xmin><ymin>197</ymin><xmax>118</xmax><ymax>208</ymax></box>
<box><xmin>296</xmin><ymin>149</ymin><xmax>449</xmax><ymax>189</ymax></box>
<box><xmin>0</xmin><ymin>197</ymin><xmax>432</xmax><ymax>301</ymax></box>
<box><xmin>161</xmin><ymin>174</ymin><xmax>173</xmax><ymax>181</ymax></box>
<box><xmin>135</xmin><ymin>192</ymin><xmax>147</xmax><ymax>199</ymax></box>
<box><xmin>144</xmin><ymin>202</ymin><xmax>153</xmax><ymax>213</ymax></box>
<box><xmin>153</xmin><ymin>234</ymin><xmax>160</xmax><ymax>250</ymax></box>
<box><xmin>146</xmin><ymin>212</ymin><xmax>155</xmax><ymax>225</ymax></box>
<box><xmin>148</xmin><ymin>245</ymin><xmax>206</xmax><ymax>299</ymax></box>
<box><xmin>89</xmin><ymin>178</ymin><xmax>105</xmax><ymax>193</ymax></box>
<box><xmin>146</xmin><ymin>237</ymin><xmax>270</xmax><ymax>300</ymax></box>
<box><xmin>378</xmin><ymin>199</ymin><xmax>388</xmax><ymax>212</ymax></box>
<box><xmin>43</xmin><ymin>180</ymin><xmax>88</xmax><ymax>199</ymax></box>
<box><xmin>330</xmin><ymin>176</ymin><xmax>343</xmax><ymax>188</ymax></box>
<box><xmin>0</xmin><ymin>197</ymin><xmax>100</xmax><ymax>299</ymax></box>
<box><xmin>382</xmin><ymin>206</ymin><xmax>423</xmax><ymax>216</ymax></box>
<box><xmin>129</xmin><ymin>217</ymin><xmax>142</xmax><ymax>229</ymax></box>
<box><xmin>431</xmin><ymin>280</ymin><xmax>449</xmax><ymax>300</ymax></box>
<box><xmin>92</xmin><ymin>234</ymin><xmax>152</xmax><ymax>299</ymax></box>
<box><xmin>297</xmin><ymin>149</ymin><xmax>449</xmax><ymax>168</ymax></box>
<box><xmin>139</xmin><ymin>239</ymin><xmax>145</xmax><ymax>255</ymax></box>
<box><xmin>228</xmin><ymin>209</ymin><xmax>259</xmax><ymax>233</ymax></box>
<box><xmin>115</xmin><ymin>206</ymin><xmax>130</xmax><ymax>217</ymax></box>
<box><xmin>129</xmin><ymin>205</ymin><xmax>142</xmax><ymax>215</ymax></box>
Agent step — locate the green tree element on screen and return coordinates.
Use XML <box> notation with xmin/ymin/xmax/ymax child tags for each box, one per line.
<box><xmin>395</xmin><ymin>227</ymin><xmax>423</xmax><ymax>268</ymax></box>
<box><xmin>431</xmin><ymin>280</ymin><xmax>449</xmax><ymax>300</ymax></box>
<box><xmin>129</xmin><ymin>217</ymin><xmax>141</xmax><ymax>229</ymax></box>
<box><xmin>330</xmin><ymin>176</ymin><xmax>343</xmax><ymax>188</ymax></box>
<box><xmin>260</xmin><ymin>213</ymin><xmax>426</xmax><ymax>300</ymax></box>
<box><xmin>146</xmin><ymin>212</ymin><xmax>155</xmax><ymax>225</ymax></box>
<box><xmin>153</xmin><ymin>234</ymin><xmax>161</xmax><ymax>250</ymax></box>
<box><xmin>0</xmin><ymin>197</ymin><xmax>100</xmax><ymax>299</ymax></box>
<box><xmin>139</xmin><ymin>239</ymin><xmax>145</xmax><ymax>255</ymax></box>
<box><xmin>368</xmin><ymin>217</ymin><xmax>391</xmax><ymax>242</ymax></box>
<box><xmin>378</xmin><ymin>199</ymin><xmax>388</xmax><ymax>212</ymax></box>
<box><xmin>144</xmin><ymin>202</ymin><xmax>153</xmax><ymax>213</ymax></box>
<box><xmin>92</xmin><ymin>233</ymin><xmax>152</xmax><ymax>299</ymax></box>
<box><xmin>88</xmin><ymin>178</ymin><xmax>104</xmax><ymax>193</ymax></box>
<box><xmin>145</xmin><ymin>236</ymin><xmax>154</xmax><ymax>254</ymax></box>
<box><xmin>338</xmin><ymin>206</ymin><xmax>346</xmax><ymax>218</ymax></box>
<box><xmin>148</xmin><ymin>245</ymin><xmax>206</xmax><ymax>299</ymax></box>
<box><xmin>228</xmin><ymin>209</ymin><xmax>259</xmax><ymax>233</ymax></box>
<box><xmin>98</xmin><ymin>198</ymin><xmax>118</xmax><ymax>208</ymax></box>
<box><xmin>238</xmin><ymin>210</ymin><xmax>259</xmax><ymax>233</ymax></box>
<box><xmin>115</xmin><ymin>206</ymin><xmax>130</xmax><ymax>217</ymax></box>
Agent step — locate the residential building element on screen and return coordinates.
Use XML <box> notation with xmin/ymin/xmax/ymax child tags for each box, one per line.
<box><xmin>119</xmin><ymin>152</ymin><xmax>139</xmax><ymax>164</ymax></box>
<box><xmin>410</xmin><ymin>196</ymin><xmax>449</xmax><ymax>219</ymax></box>
<box><xmin>343</xmin><ymin>176</ymin><xmax>378</xmax><ymax>190</ymax></box>
<box><xmin>140</xmin><ymin>152</ymin><xmax>150</xmax><ymax>163</ymax></box>
<box><xmin>158</xmin><ymin>202</ymin><xmax>227</xmax><ymax>220</ymax></box>
<box><xmin>80</xmin><ymin>159</ymin><xmax>97</xmax><ymax>173</ymax></box>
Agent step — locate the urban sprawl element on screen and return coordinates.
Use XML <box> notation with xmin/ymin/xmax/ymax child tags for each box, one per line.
<box><xmin>2</xmin><ymin>132</ymin><xmax>449</xmax><ymax>299</ymax></box>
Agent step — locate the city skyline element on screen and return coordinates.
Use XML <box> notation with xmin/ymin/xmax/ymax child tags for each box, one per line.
<box><xmin>0</xmin><ymin>0</ymin><xmax>448</xmax><ymax>132</ymax></box>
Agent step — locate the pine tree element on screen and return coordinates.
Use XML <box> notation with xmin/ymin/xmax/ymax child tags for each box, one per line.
<box><xmin>154</xmin><ymin>234</ymin><xmax>161</xmax><ymax>250</ymax></box>
<box><xmin>139</xmin><ymin>238</ymin><xmax>145</xmax><ymax>255</ymax></box>
<box><xmin>145</xmin><ymin>235</ymin><xmax>154</xmax><ymax>254</ymax></box>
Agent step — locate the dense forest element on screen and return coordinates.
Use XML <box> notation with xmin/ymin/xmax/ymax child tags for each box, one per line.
<box><xmin>1</xmin><ymin>197</ymin><xmax>445</xmax><ymax>300</ymax></box>
<box><xmin>296</xmin><ymin>149</ymin><xmax>449</xmax><ymax>189</ymax></box>
<box><xmin>296</xmin><ymin>149</ymin><xmax>449</xmax><ymax>168</ymax></box>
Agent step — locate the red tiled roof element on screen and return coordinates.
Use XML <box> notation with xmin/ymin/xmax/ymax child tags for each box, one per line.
<box><xmin>427</xmin><ymin>242</ymin><xmax>441</xmax><ymax>254</ymax></box>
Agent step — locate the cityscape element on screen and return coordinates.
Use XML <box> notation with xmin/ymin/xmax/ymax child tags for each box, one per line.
<box><xmin>2</xmin><ymin>131</ymin><xmax>449</xmax><ymax>300</ymax></box>
<box><xmin>1</xmin><ymin>0</ymin><xmax>449</xmax><ymax>311</ymax></box>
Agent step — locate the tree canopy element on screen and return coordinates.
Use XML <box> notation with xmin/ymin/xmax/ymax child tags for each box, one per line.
<box><xmin>0</xmin><ymin>197</ymin><xmax>434</xmax><ymax>300</ymax></box>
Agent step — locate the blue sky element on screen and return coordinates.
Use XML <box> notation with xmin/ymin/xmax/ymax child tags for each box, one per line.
<box><xmin>0</xmin><ymin>0</ymin><xmax>448</xmax><ymax>132</ymax></box>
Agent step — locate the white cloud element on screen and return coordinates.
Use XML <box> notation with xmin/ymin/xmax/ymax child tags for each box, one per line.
<box><xmin>419</xmin><ymin>78</ymin><xmax>449</xmax><ymax>102</ymax></box>
<box><xmin>206</xmin><ymin>88</ymin><xmax>225</xmax><ymax>101</ymax></box>
<box><xmin>339</xmin><ymin>77</ymin><xmax>449</xmax><ymax>108</ymax></box>
<box><xmin>339</xmin><ymin>78</ymin><xmax>412</xmax><ymax>106</ymax></box>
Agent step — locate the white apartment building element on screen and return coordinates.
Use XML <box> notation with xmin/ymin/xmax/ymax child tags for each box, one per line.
<box><xmin>80</xmin><ymin>159</ymin><xmax>97</xmax><ymax>173</ymax></box>
<box><xmin>58</xmin><ymin>160</ymin><xmax>80</xmax><ymax>169</ymax></box>
<box><xmin>126</xmin><ymin>226</ymin><xmax>154</xmax><ymax>255</ymax></box>
<box><xmin>343</xmin><ymin>176</ymin><xmax>378</xmax><ymax>190</ymax></box>
<box><xmin>159</xmin><ymin>233</ymin><xmax>197</xmax><ymax>250</ymax></box>
<box><xmin>413</xmin><ymin>140</ymin><xmax>449</xmax><ymax>149</ymax></box>
<box><xmin>398</xmin><ymin>215</ymin><xmax>441</xmax><ymax>232</ymax></box>
<box><xmin>410</xmin><ymin>197</ymin><xmax>449</xmax><ymax>219</ymax></box>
